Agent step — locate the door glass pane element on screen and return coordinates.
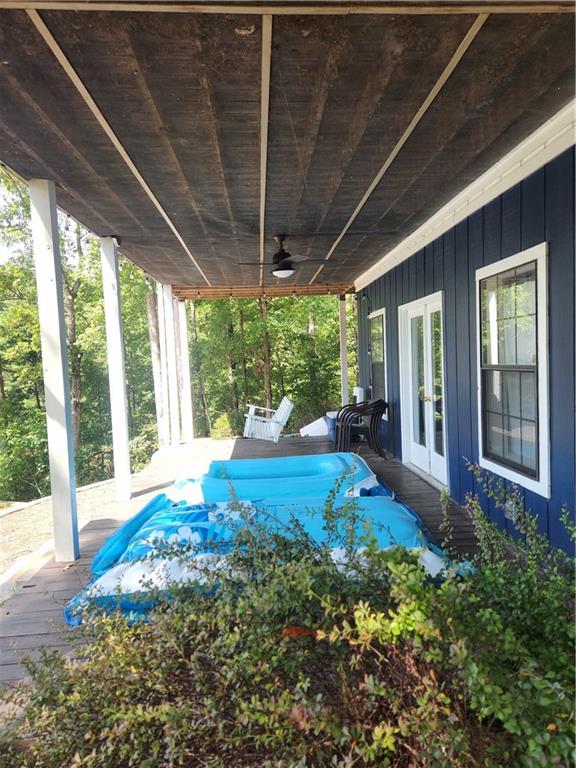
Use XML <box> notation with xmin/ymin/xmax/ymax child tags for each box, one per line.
<box><xmin>411</xmin><ymin>315</ymin><xmax>425</xmax><ymax>446</ymax></box>
<box><xmin>431</xmin><ymin>309</ymin><xmax>444</xmax><ymax>456</ymax></box>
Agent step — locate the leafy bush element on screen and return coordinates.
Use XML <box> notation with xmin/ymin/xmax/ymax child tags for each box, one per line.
<box><xmin>1</xmin><ymin>474</ymin><xmax>573</xmax><ymax>767</ymax></box>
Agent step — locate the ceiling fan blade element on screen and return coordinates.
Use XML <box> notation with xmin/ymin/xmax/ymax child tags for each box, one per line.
<box><xmin>237</xmin><ymin>261</ymin><xmax>264</xmax><ymax>265</ymax></box>
<box><xmin>289</xmin><ymin>254</ymin><xmax>325</xmax><ymax>263</ymax></box>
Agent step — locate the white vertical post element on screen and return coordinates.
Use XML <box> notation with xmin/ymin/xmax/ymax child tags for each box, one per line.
<box><xmin>163</xmin><ymin>284</ymin><xmax>180</xmax><ymax>445</ymax></box>
<box><xmin>339</xmin><ymin>294</ymin><xmax>350</xmax><ymax>406</ymax></box>
<box><xmin>100</xmin><ymin>237</ymin><xmax>131</xmax><ymax>502</ymax></box>
<box><xmin>178</xmin><ymin>300</ymin><xmax>194</xmax><ymax>442</ymax></box>
<box><xmin>29</xmin><ymin>179</ymin><xmax>79</xmax><ymax>562</ymax></box>
<box><xmin>156</xmin><ymin>283</ymin><xmax>170</xmax><ymax>447</ymax></box>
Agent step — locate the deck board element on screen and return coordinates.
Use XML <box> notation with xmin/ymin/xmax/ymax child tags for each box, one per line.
<box><xmin>0</xmin><ymin>436</ymin><xmax>476</xmax><ymax>686</ymax></box>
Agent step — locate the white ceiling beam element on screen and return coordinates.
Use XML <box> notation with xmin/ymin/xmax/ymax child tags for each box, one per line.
<box><xmin>4</xmin><ymin>2</ymin><xmax>574</xmax><ymax>13</ymax></box>
<box><xmin>26</xmin><ymin>9</ymin><xmax>212</xmax><ymax>287</ymax></box>
<box><xmin>309</xmin><ymin>12</ymin><xmax>488</xmax><ymax>284</ymax></box>
<box><xmin>259</xmin><ymin>15</ymin><xmax>273</xmax><ymax>286</ymax></box>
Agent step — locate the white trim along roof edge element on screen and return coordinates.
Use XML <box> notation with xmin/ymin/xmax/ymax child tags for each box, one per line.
<box><xmin>354</xmin><ymin>99</ymin><xmax>576</xmax><ymax>292</ymax></box>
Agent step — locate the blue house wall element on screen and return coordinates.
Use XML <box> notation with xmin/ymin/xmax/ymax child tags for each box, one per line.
<box><xmin>357</xmin><ymin>147</ymin><xmax>575</xmax><ymax>552</ymax></box>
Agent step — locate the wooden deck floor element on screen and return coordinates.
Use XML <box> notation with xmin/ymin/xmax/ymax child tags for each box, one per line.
<box><xmin>0</xmin><ymin>437</ymin><xmax>476</xmax><ymax>686</ymax></box>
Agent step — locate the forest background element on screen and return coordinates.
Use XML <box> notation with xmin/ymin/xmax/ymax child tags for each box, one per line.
<box><xmin>0</xmin><ymin>167</ymin><xmax>357</xmax><ymax>502</ymax></box>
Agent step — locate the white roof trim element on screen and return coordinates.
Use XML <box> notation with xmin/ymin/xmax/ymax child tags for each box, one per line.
<box><xmin>354</xmin><ymin>100</ymin><xmax>576</xmax><ymax>292</ymax></box>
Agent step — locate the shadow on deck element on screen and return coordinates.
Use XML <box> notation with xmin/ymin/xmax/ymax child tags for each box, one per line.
<box><xmin>0</xmin><ymin>436</ymin><xmax>476</xmax><ymax>686</ymax></box>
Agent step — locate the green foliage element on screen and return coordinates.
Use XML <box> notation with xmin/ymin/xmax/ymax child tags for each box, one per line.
<box><xmin>0</xmin><ymin>169</ymin><xmax>157</xmax><ymax>500</ymax></box>
<box><xmin>191</xmin><ymin>295</ymin><xmax>356</xmax><ymax>438</ymax></box>
<box><xmin>1</xmin><ymin>480</ymin><xmax>573</xmax><ymax>767</ymax></box>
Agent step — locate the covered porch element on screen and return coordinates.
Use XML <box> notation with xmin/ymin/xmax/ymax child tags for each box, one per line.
<box><xmin>0</xmin><ymin>0</ymin><xmax>574</xmax><ymax>682</ymax></box>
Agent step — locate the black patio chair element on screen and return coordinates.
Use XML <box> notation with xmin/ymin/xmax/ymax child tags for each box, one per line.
<box><xmin>334</xmin><ymin>399</ymin><xmax>388</xmax><ymax>458</ymax></box>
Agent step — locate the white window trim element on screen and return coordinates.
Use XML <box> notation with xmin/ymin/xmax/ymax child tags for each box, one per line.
<box><xmin>475</xmin><ymin>242</ymin><xmax>550</xmax><ymax>498</ymax></box>
<box><xmin>367</xmin><ymin>307</ymin><xmax>388</xmax><ymax>421</ymax></box>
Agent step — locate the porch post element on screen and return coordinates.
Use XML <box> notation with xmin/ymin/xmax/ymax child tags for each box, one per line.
<box><xmin>156</xmin><ymin>283</ymin><xmax>171</xmax><ymax>446</ymax></box>
<box><xmin>29</xmin><ymin>179</ymin><xmax>79</xmax><ymax>562</ymax></box>
<box><xmin>145</xmin><ymin>287</ymin><xmax>167</xmax><ymax>447</ymax></box>
<box><xmin>100</xmin><ymin>237</ymin><xmax>131</xmax><ymax>502</ymax></box>
<box><xmin>338</xmin><ymin>294</ymin><xmax>350</xmax><ymax>405</ymax></box>
<box><xmin>163</xmin><ymin>284</ymin><xmax>180</xmax><ymax>444</ymax></box>
<box><xmin>178</xmin><ymin>300</ymin><xmax>194</xmax><ymax>442</ymax></box>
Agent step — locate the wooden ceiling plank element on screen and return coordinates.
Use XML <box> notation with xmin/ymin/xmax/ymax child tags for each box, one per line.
<box><xmin>308</xmin><ymin>11</ymin><xmax>488</xmax><ymax>284</ymax></box>
<box><xmin>26</xmin><ymin>9</ymin><xmax>212</xmax><ymax>286</ymax></box>
<box><xmin>2</xmin><ymin>3</ymin><xmax>574</xmax><ymax>14</ymax></box>
<box><xmin>259</xmin><ymin>14</ymin><xmax>272</xmax><ymax>286</ymax></box>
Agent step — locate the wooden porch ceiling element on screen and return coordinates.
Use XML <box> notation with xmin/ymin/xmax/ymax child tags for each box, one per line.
<box><xmin>0</xmin><ymin>3</ymin><xmax>573</xmax><ymax>298</ymax></box>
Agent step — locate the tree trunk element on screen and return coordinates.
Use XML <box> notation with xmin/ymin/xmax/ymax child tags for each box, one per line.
<box><xmin>238</xmin><ymin>306</ymin><xmax>249</xmax><ymax>407</ymax></box>
<box><xmin>145</xmin><ymin>289</ymin><xmax>165</xmax><ymax>445</ymax></box>
<box><xmin>274</xmin><ymin>349</ymin><xmax>286</xmax><ymax>398</ymax></box>
<box><xmin>190</xmin><ymin>301</ymin><xmax>210</xmax><ymax>435</ymax></box>
<box><xmin>259</xmin><ymin>297</ymin><xmax>273</xmax><ymax>410</ymax></box>
<box><xmin>226</xmin><ymin>320</ymin><xmax>240</xmax><ymax>416</ymax></box>
<box><xmin>63</xmin><ymin>271</ymin><xmax>82</xmax><ymax>450</ymax></box>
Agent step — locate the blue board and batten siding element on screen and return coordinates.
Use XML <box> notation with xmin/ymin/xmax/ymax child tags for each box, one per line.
<box><xmin>357</xmin><ymin>147</ymin><xmax>575</xmax><ymax>552</ymax></box>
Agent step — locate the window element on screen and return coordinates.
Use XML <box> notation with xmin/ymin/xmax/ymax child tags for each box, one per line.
<box><xmin>368</xmin><ymin>308</ymin><xmax>388</xmax><ymax>418</ymax></box>
<box><xmin>476</xmin><ymin>243</ymin><xmax>549</xmax><ymax>497</ymax></box>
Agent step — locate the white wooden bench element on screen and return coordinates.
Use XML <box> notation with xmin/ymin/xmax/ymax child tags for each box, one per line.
<box><xmin>243</xmin><ymin>396</ymin><xmax>294</xmax><ymax>443</ymax></box>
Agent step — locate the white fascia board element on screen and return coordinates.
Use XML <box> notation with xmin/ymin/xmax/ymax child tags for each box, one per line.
<box><xmin>355</xmin><ymin>100</ymin><xmax>576</xmax><ymax>292</ymax></box>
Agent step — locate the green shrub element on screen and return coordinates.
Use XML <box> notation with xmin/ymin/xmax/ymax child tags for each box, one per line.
<box><xmin>0</xmin><ymin>473</ymin><xmax>573</xmax><ymax>767</ymax></box>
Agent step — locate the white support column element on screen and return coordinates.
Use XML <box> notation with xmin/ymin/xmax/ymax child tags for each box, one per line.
<box><xmin>100</xmin><ymin>237</ymin><xmax>131</xmax><ymax>502</ymax></box>
<box><xmin>339</xmin><ymin>294</ymin><xmax>350</xmax><ymax>406</ymax></box>
<box><xmin>29</xmin><ymin>179</ymin><xmax>79</xmax><ymax>562</ymax></box>
<box><xmin>156</xmin><ymin>283</ymin><xmax>170</xmax><ymax>447</ymax></box>
<box><xmin>163</xmin><ymin>284</ymin><xmax>180</xmax><ymax>445</ymax></box>
<box><xmin>178</xmin><ymin>300</ymin><xmax>194</xmax><ymax>443</ymax></box>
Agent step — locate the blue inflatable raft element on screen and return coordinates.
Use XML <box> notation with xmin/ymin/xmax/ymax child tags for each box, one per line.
<box><xmin>170</xmin><ymin>452</ymin><xmax>379</xmax><ymax>503</ymax></box>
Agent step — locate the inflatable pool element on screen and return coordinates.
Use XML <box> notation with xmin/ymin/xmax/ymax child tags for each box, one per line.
<box><xmin>65</xmin><ymin>494</ymin><xmax>443</xmax><ymax>626</ymax></box>
<box><xmin>171</xmin><ymin>452</ymin><xmax>379</xmax><ymax>504</ymax></box>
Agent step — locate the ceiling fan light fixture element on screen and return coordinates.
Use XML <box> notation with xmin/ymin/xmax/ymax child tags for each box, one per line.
<box><xmin>271</xmin><ymin>265</ymin><xmax>295</xmax><ymax>279</ymax></box>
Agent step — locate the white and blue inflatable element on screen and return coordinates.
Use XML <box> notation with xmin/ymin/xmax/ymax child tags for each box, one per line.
<box><xmin>65</xmin><ymin>453</ymin><xmax>447</xmax><ymax>625</ymax></box>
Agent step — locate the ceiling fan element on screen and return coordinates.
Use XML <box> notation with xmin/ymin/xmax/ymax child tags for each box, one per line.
<box><xmin>238</xmin><ymin>235</ymin><xmax>324</xmax><ymax>279</ymax></box>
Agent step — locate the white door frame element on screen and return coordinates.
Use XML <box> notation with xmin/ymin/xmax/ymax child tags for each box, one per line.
<box><xmin>398</xmin><ymin>290</ymin><xmax>448</xmax><ymax>488</ymax></box>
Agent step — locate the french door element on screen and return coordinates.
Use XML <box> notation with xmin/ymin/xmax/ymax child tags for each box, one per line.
<box><xmin>399</xmin><ymin>292</ymin><xmax>447</xmax><ymax>486</ymax></box>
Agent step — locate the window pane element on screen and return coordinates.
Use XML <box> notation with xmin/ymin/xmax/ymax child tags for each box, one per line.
<box><xmin>503</xmin><ymin>415</ymin><xmax>523</xmax><ymax>466</ymax></box>
<box><xmin>370</xmin><ymin>316</ymin><xmax>384</xmax><ymax>364</ymax></box>
<box><xmin>516</xmin><ymin>315</ymin><xmax>536</xmax><ymax>365</ymax></box>
<box><xmin>498</xmin><ymin>271</ymin><xmax>516</xmax><ymax>320</ymax></box>
<box><xmin>521</xmin><ymin>372</ymin><xmax>536</xmax><ymax>421</ymax></box>
<box><xmin>515</xmin><ymin>263</ymin><xmax>536</xmax><ymax>316</ymax></box>
<box><xmin>481</xmin><ymin>276</ymin><xmax>498</xmax><ymax>365</ymax></box>
<box><xmin>498</xmin><ymin>319</ymin><xmax>517</xmax><ymax>365</ymax></box>
<box><xmin>485</xmin><ymin>370</ymin><xmax>502</xmax><ymax>413</ymax></box>
<box><xmin>521</xmin><ymin>420</ymin><xmax>537</xmax><ymax>472</ymax></box>
<box><xmin>371</xmin><ymin>362</ymin><xmax>386</xmax><ymax>400</ymax></box>
<box><xmin>486</xmin><ymin>411</ymin><xmax>503</xmax><ymax>459</ymax></box>
<box><xmin>502</xmin><ymin>371</ymin><xmax>521</xmax><ymax>419</ymax></box>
